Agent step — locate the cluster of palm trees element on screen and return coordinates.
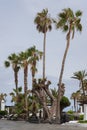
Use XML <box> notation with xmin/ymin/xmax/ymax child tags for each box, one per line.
<box><xmin>34</xmin><ymin>8</ymin><xmax>82</xmax><ymax>123</ymax></box>
<box><xmin>4</xmin><ymin>46</ymin><xmax>42</xmax><ymax>93</ymax></box>
<box><xmin>71</xmin><ymin>70</ymin><xmax>87</xmax><ymax>112</ymax></box>
<box><xmin>4</xmin><ymin>46</ymin><xmax>42</xmax><ymax>118</ymax></box>
<box><xmin>3</xmin><ymin>7</ymin><xmax>83</xmax><ymax>123</ymax></box>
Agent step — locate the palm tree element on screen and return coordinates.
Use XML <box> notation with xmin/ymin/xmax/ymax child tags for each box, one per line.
<box><xmin>27</xmin><ymin>46</ymin><xmax>42</xmax><ymax>87</ymax></box>
<box><xmin>72</xmin><ymin>70</ymin><xmax>87</xmax><ymax>112</ymax></box>
<box><xmin>10</xmin><ymin>87</ymin><xmax>25</xmax><ymax>116</ymax></box>
<box><xmin>54</xmin><ymin>8</ymin><xmax>82</xmax><ymax>123</ymax></box>
<box><xmin>18</xmin><ymin>47</ymin><xmax>41</xmax><ymax>118</ymax></box>
<box><xmin>34</xmin><ymin>8</ymin><xmax>52</xmax><ymax>79</ymax></box>
<box><xmin>19</xmin><ymin>50</ymin><xmax>31</xmax><ymax>119</ymax></box>
<box><xmin>4</xmin><ymin>53</ymin><xmax>20</xmax><ymax>95</ymax></box>
<box><xmin>83</xmin><ymin>79</ymin><xmax>87</xmax><ymax>95</ymax></box>
<box><xmin>10</xmin><ymin>87</ymin><xmax>23</xmax><ymax>103</ymax></box>
<box><xmin>72</xmin><ymin>70</ymin><xmax>87</xmax><ymax>95</ymax></box>
<box><xmin>19</xmin><ymin>50</ymin><xmax>30</xmax><ymax>94</ymax></box>
<box><xmin>71</xmin><ymin>91</ymin><xmax>80</xmax><ymax>112</ymax></box>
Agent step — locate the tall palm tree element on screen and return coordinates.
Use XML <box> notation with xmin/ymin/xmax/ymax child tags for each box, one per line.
<box><xmin>4</xmin><ymin>53</ymin><xmax>20</xmax><ymax>95</ymax></box>
<box><xmin>34</xmin><ymin>8</ymin><xmax>52</xmax><ymax>79</ymax></box>
<box><xmin>54</xmin><ymin>8</ymin><xmax>82</xmax><ymax>123</ymax></box>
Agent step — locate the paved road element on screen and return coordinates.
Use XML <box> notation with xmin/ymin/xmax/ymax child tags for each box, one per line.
<box><xmin>0</xmin><ymin>119</ymin><xmax>87</xmax><ymax>130</ymax></box>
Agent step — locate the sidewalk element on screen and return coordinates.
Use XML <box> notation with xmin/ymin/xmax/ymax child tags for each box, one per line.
<box><xmin>62</xmin><ymin>120</ymin><xmax>87</xmax><ymax>128</ymax></box>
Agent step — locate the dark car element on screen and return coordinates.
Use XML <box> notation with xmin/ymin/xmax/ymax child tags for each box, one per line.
<box><xmin>61</xmin><ymin>112</ymin><xmax>71</xmax><ymax>123</ymax></box>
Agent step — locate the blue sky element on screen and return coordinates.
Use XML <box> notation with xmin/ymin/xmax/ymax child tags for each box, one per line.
<box><xmin>0</xmin><ymin>0</ymin><xmax>87</xmax><ymax>106</ymax></box>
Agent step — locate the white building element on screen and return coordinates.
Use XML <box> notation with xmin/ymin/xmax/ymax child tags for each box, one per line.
<box><xmin>84</xmin><ymin>104</ymin><xmax>87</xmax><ymax>120</ymax></box>
<box><xmin>0</xmin><ymin>100</ymin><xmax>5</xmax><ymax>111</ymax></box>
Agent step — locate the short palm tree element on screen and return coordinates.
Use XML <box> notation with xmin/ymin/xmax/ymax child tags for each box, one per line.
<box><xmin>54</xmin><ymin>8</ymin><xmax>82</xmax><ymax>123</ymax></box>
<box><xmin>72</xmin><ymin>70</ymin><xmax>87</xmax><ymax>111</ymax></box>
<box><xmin>4</xmin><ymin>53</ymin><xmax>20</xmax><ymax>95</ymax></box>
<box><xmin>72</xmin><ymin>70</ymin><xmax>87</xmax><ymax>95</ymax></box>
<box><xmin>34</xmin><ymin>8</ymin><xmax>52</xmax><ymax>79</ymax></box>
<box><xmin>83</xmin><ymin>79</ymin><xmax>87</xmax><ymax>95</ymax></box>
<box><xmin>10</xmin><ymin>87</ymin><xmax>25</xmax><ymax>116</ymax></box>
<box><xmin>71</xmin><ymin>91</ymin><xmax>80</xmax><ymax>112</ymax></box>
<box><xmin>19</xmin><ymin>50</ymin><xmax>31</xmax><ymax>93</ymax></box>
<box><xmin>27</xmin><ymin>46</ymin><xmax>42</xmax><ymax>87</ymax></box>
<box><xmin>18</xmin><ymin>50</ymin><xmax>31</xmax><ymax>118</ymax></box>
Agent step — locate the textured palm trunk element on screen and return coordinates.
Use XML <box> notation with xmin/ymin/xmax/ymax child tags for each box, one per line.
<box><xmin>34</xmin><ymin>90</ymin><xmax>52</xmax><ymax>122</ymax></box>
<box><xmin>56</xmin><ymin>25</ymin><xmax>71</xmax><ymax>123</ymax></box>
<box><xmin>13</xmin><ymin>64</ymin><xmax>18</xmax><ymax>95</ymax></box>
<box><xmin>24</xmin><ymin>63</ymin><xmax>28</xmax><ymax>119</ymax></box>
<box><xmin>33</xmin><ymin>81</ymin><xmax>57</xmax><ymax>122</ymax></box>
<box><xmin>81</xmin><ymin>81</ymin><xmax>85</xmax><ymax>112</ymax></box>
<box><xmin>14</xmin><ymin>70</ymin><xmax>19</xmax><ymax>105</ymax></box>
<box><xmin>14</xmin><ymin>70</ymin><xmax>18</xmax><ymax>95</ymax></box>
<box><xmin>82</xmin><ymin>81</ymin><xmax>85</xmax><ymax>96</ymax></box>
<box><xmin>44</xmin><ymin>86</ymin><xmax>57</xmax><ymax>117</ymax></box>
<box><xmin>32</xmin><ymin>70</ymin><xmax>35</xmax><ymax>89</ymax></box>
<box><xmin>43</xmin><ymin>32</ymin><xmax>46</xmax><ymax>79</ymax></box>
<box><xmin>24</xmin><ymin>66</ymin><xmax>28</xmax><ymax>93</ymax></box>
<box><xmin>43</xmin><ymin>32</ymin><xmax>46</xmax><ymax>119</ymax></box>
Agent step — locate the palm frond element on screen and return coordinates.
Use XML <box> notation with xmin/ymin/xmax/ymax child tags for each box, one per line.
<box><xmin>4</xmin><ymin>61</ymin><xmax>10</xmax><ymax>67</ymax></box>
<box><xmin>76</xmin><ymin>23</ymin><xmax>82</xmax><ymax>32</ymax></box>
<box><xmin>56</xmin><ymin>18</ymin><xmax>66</xmax><ymax>28</ymax></box>
<box><xmin>75</xmin><ymin>10</ymin><xmax>82</xmax><ymax>17</ymax></box>
<box><xmin>34</xmin><ymin>8</ymin><xmax>52</xmax><ymax>33</ymax></box>
<box><xmin>63</xmin><ymin>8</ymin><xmax>74</xmax><ymax>18</ymax></box>
<box><xmin>59</xmin><ymin>12</ymin><xmax>66</xmax><ymax>19</ymax></box>
<box><xmin>63</xmin><ymin>25</ymin><xmax>68</xmax><ymax>32</ymax></box>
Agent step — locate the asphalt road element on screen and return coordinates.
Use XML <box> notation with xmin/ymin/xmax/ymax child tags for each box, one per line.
<box><xmin>0</xmin><ymin>119</ymin><xmax>87</xmax><ymax>130</ymax></box>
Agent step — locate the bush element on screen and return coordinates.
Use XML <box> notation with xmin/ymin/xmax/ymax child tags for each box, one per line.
<box><xmin>0</xmin><ymin>110</ymin><xmax>7</xmax><ymax>116</ymax></box>
<box><xmin>78</xmin><ymin>120</ymin><xmax>87</xmax><ymax>123</ymax></box>
<box><xmin>67</xmin><ymin>110</ymin><xmax>73</xmax><ymax>114</ymax></box>
<box><xmin>69</xmin><ymin>114</ymin><xmax>74</xmax><ymax>120</ymax></box>
<box><xmin>60</xmin><ymin>96</ymin><xmax>71</xmax><ymax>112</ymax></box>
<box><xmin>79</xmin><ymin>114</ymin><xmax>84</xmax><ymax>120</ymax></box>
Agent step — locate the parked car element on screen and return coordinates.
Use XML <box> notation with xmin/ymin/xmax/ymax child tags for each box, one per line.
<box><xmin>61</xmin><ymin>112</ymin><xmax>71</xmax><ymax>123</ymax></box>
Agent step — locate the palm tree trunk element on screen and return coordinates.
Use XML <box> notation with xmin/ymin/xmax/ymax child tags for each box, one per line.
<box><xmin>24</xmin><ymin>66</ymin><xmax>28</xmax><ymax>93</ymax></box>
<box><xmin>14</xmin><ymin>71</ymin><xmax>18</xmax><ymax>95</ymax></box>
<box><xmin>24</xmin><ymin>64</ymin><xmax>28</xmax><ymax>119</ymax></box>
<box><xmin>34</xmin><ymin>90</ymin><xmax>52</xmax><ymax>122</ymax></box>
<box><xmin>43</xmin><ymin>32</ymin><xmax>46</xmax><ymax>79</ymax></box>
<box><xmin>56</xmin><ymin>25</ymin><xmax>71</xmax><ymax>123</ymax></box>
<box><xmin>43</xmin><ymin>32</ymin><xmax>47</xmax><ymax>119</ymax></box>
<box><xmin>32</xmin><ymin>71</ymin><xmax>35</xmax><ymax>89</ymax></box>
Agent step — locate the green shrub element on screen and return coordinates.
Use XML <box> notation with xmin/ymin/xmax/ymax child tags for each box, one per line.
<box><xmin>67</xmin><ymin>110</ymin><xmax>73</xmax><ymax>114</ymax></box>
<box><xmin>79</xmin><ymin>114</ymin><xmax>84</xmax><ymax>120</ymax></box>
<box><xmin>69</xmin><ymin>114</ymin><xmax>74</xmax><ymax>120</ymax></box>
<box><xmin>78</xmin><ymin>120</ymin><xmax>87</xmax><ymax>123</ymax></box>
<box><xmin>0</xmin><ymin>110</ymin><xmax>7</xmax><ymax>116</ymax></box>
